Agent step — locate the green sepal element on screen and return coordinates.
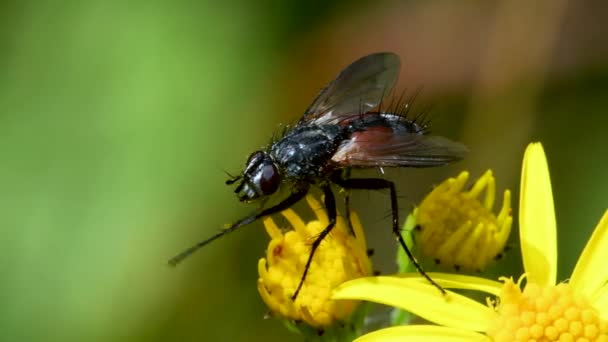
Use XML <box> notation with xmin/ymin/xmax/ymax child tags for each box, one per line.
<box><xmin>280</xmin><ymin>302</ymin><xmax>371</xmax><ymax>341</ymax></box>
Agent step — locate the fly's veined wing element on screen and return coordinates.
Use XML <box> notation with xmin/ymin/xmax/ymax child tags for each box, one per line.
<box><xmin>331</xmin><ymin>128</ymin><xmax>468</xmax><ymax>167</ymax></box>
<box><xmin>300</xmin><ymin>52</ymin><xmax>401</xmax><ymax>125</ymax></box>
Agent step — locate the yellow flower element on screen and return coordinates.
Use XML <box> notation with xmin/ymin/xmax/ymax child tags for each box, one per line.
<box><xmin>258</xmin><ymin>194</ymin><xmax>372</xmax><ymax>328</ymax></box>
<box><xmin>413</xmin><ymin>170</ymin><xmax>512</xmax><ymax>271</ymax></box>
<box><xmin>333</xmin><ymin>142</ymin><xmax>608</xmax><ymax>341</ymax></box>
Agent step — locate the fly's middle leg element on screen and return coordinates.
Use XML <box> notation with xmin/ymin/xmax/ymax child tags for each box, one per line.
<box><xmin>292</xmin><ymin>184</ymin><xmax>337</xmax><ymax>301</ymax></box>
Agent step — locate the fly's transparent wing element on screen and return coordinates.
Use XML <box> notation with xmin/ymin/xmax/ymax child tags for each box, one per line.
<box><xmin>332</xmin><ymin>129</ymin><xmax>468</xmax><ymax>167</ymax></box>
<box><xmin>300</xmin><ymin>52</ymin><xmax>400</xmax><ymax>125</ymax></box>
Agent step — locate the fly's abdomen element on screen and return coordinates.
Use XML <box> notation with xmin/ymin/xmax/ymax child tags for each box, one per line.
<box><xmin>346</xmin><ymin>113</ymin><xmax>427</xmax><ymax>135</ymax></box>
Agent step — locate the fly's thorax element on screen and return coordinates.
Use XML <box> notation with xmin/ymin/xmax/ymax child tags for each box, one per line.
<box><xmin>269</xmin><ymin>125</ymin><xmax>346</xmax><ymax>178</ymax></box>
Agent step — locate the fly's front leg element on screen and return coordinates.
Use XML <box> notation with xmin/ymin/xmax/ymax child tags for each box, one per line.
<box><xmin>292</xmin><ymin>184</ymin><xmax>337</xmax><ymax>301</ymax></box>
<box><xmin>169</xmin><ymin>187</ymin><xmax>309</xmax><ymax>266</ymax></box>
<box><xmin>331</xmin><ymin>175</ymin><xmax>445</xmax><ymax>295</ymax></box>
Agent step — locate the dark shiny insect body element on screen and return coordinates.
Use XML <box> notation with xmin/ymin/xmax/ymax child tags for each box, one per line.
<box><xmin>169</xmin><ymin>52</ymin><xmax>467</xmax><ymax>300</ymax></box>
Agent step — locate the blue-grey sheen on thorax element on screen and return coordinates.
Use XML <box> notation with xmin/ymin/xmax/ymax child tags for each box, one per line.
<box><xmin>270</xmin><ymin>125</ymin><xmax>346</xmax><ymax>178</ymax></box>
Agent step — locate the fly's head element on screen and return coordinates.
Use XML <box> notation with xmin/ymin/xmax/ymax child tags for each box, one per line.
<box><xmin>226</xmin><ymin>151</ymin><xmax>281</xmax><ymax>202</ymax></box>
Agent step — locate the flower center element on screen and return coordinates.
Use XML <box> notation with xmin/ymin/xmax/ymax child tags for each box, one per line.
<box><xmin>487</xmin><ymin>277</ymin><xmax>608</xmax><ymax>342</ymax></box>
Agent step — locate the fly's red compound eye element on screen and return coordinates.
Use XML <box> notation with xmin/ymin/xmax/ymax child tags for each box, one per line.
<box><xmin>259</xmin><ymin>163</ymin><xmax>279</xmax><ymax>195</ymax></box>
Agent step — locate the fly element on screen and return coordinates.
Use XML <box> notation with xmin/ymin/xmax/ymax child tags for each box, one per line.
<box><xmin>169</xmin><ymin>52</ymin><xmax>467</xmax><ymax>300</ymax></box>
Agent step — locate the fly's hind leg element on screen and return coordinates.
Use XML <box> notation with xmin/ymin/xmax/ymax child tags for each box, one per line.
<box><xmin>331</xmin><ymin>174</ymin><xmax>445</xmax><ymax>295</ymax></box>
<box><xmin>342</xmin><ymin>168</ymin><xmax>356</xmax><ymax>236</ymax></box>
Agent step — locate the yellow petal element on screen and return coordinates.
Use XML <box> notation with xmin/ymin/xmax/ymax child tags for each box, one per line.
<box><xmin>519</xmin><ymin>142</ymin><xmax>557</xmax><ymax>286</ymax></box>
<box><xmin>333</xmin><ymin>276</ymin><xmax>494</xmax><ymax>332</ymax></box>
<box><xmin>570</xmin><ymin>210</ymin><xmax>608</xmax><ymax>297</ymax></box>
<box><xmin>350</xmin><ymin>211</ymin><xmax>368</xmax><ymax>250</ymax></box>
<box><xmin>398</xmin><ymin>272</ymin><xmax>502</xmax><ymax>296</ymax></box>
<box><xmin>281</xmin><ymin>208</ymin><xmax>306</xmax><ymax>234</ymax></box>
<box><xmin>306</xmin><ymin>194</ymin><xmax>328</xmax><ymax>224</ymax></box>
<box><xmin>262</xmin><ymin>216</ymin><xmax>282</xmax><ymax>239</ymax></box>
<box><xmin>592</xmin><ymin>283</ymin><xmax>608</xmax><ymax>319</ymax></box>
<box><xmin>355</xmin><ymin>325</ymin><xmax>491</xmax><ymax>342</ymax></box>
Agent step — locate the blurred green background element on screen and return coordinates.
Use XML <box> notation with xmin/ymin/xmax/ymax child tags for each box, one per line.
<box><xmin>1</xmin><ymin>1</ymin><xmax>607</xmax><ymax>341</ymax></box>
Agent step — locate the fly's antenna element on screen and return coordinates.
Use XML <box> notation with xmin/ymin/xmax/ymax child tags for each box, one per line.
<box><xmin>225</xmin><ymin>172</ymin><xmax>242</xmax><ymax>185</ymax></box>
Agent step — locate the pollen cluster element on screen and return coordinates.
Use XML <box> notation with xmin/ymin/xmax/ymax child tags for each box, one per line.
<box><xmin>487</xmin><ymin>277</ymin><xmax>608</xmax><ymax>342</ymax></box>
<box><xmin>257</xmin><ymin>195</ymin><xmax>372</xmax><ymax>327</ymax></box>
<box><xmin>414</xmin><ymin>170</ymin><xmax>512</xmax><ymax>271</ymax></box>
